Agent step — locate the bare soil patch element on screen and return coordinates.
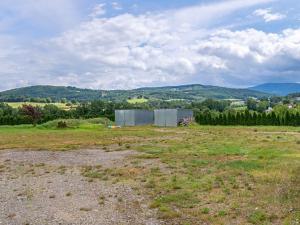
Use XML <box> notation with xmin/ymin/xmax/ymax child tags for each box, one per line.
<box><xmin>0</xmin><ymin>149</ymin><xmax>162</xmax><ymax>225</ymax></box>
<box><xmin>0</xmin><ymin>149</ymin><xmax>136</xmax><ymax>167</ymax></box>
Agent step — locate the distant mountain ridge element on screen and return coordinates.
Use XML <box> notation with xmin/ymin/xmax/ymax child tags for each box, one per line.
<box><xmin>0</xmin><ymin>84</ymin><xmax>270</xmax><ymax>102</ymax></box>
<box><xmin>249</xmin><ymin>83</ymin><xmax>300</xmax><ymax>96</ymax></box>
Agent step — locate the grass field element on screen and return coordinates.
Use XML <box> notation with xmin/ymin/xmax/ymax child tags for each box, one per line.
<box><xmin>127</xmin><ymin>98</ymin><xmax>149</xmax><ymax>104</ymax></box>
<box><xmin>0</xmin><ymin>122</ymin><xmax>299</xmax><ymax>224</ymax></box>
<box><xmin>5</xmin><ymin>102</ymin><xmax>76</xmax><ymax>110</ymax></box>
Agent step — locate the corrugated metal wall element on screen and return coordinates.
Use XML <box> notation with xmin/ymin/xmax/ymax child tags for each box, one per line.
<box><xmin>115</xmin><ymin>110</ymin><xmax>125</xmax><ymax>126</ymax></box>
<box><xmin>115</xmin><ymin>110</ymin><xmax>135</xmax><ymax>126</ymax></box>
<box><xmin>116</xmin><ymin>109</ymin><xmax>193</xmax><ymax>127</ymax></box>
<box><xmin>124</xmin><ymin>110</ymin><xmax>135</xmax><ymax>126</ymax></box>
<box><xmin>155</xmin><ymin>109</ymin><xmax>193</xmax><ymax>127</ymax></box>
<box><xmin>154</xmin><ymin>110</ymin><xmax>165</xmax><ymax>127</ymax></box>
<box><xmin>154</xmin><ymin>109</ymin><xmax>178</xmax><ymax>127</ymax></box>
<box><xmin>115</xmin><ymin>110</ymin><xmax>153</xmax><ymax>126</ymax></box>
<box><xmin>177</xmin><ymin>109</ymin><xmax>194</xmax><ymax>122</ymax></box>
<box><xmin>135</xmin><ymin>110</ymin><xmax>154</xmax><ymax>125</ymax></box>
<box><xmin>165</xmin><ymin>109</ymin><xmax>178</xmax><ymax>127</ymax></box>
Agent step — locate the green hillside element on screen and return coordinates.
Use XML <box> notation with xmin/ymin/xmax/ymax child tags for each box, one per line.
<box><xmin>0</xmin><ymin>84</ymin><xmax>270</xmax><ymax>102</ymax></box>
<box><xmin>250</xmin><ymin>83</ymin><xmax>300</xmax><ymax>96</ymax></box>
<box><xmin>135</xmin><ymin>84</ymin><xmax>269</xmax><ymax>100</ymax></box>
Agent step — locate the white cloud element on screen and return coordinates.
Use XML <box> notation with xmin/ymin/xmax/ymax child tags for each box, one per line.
<box><xmin>253</xmin><ymin>8</ymin><xmax>286</xmax><ymax>22</ymax></box>
<box><xmin>169</xmin><ymin>0</ymin><xmax>273</xmax><ymax>27</ymax></box>
<box><xmin>193</xmin><ymin>28</ymin><xmax>300</xmax><ymax>85</ymax></box>
<box><xmin>89</xmin><ymin>4</ymin><xmax>106</xmax><ymax>18</ymax></box>
<box><xmin>0</xmin><ymin>0</ymin><xmax>299</xmax><ymax>91</ymax></box>
<box><xmin>52</xmin><ymin>11</ymin><xmax>229</xmax><ymax>89</ymax></box>
<box><xmin>51</xmin><ymin>19</ymin><xmax>300</xmax><ymax>88</ymax></box>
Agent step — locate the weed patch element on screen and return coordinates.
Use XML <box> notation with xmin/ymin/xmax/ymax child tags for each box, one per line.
<box><xmin>222</xmin><ymin>160</ymin><xmax>262</xmax><ymax>171</ymax></box>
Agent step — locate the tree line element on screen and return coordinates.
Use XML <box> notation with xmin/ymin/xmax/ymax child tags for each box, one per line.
<box><xmin>1</xmin><ymin>98</ymin><xmax>300</xmax><ymax>126</ymax></box>
<box><xmin>0</xmin><ymin>101</ymin><xmax>117</xmax><ymax>126</ymax></box>
<box><xmin>0</xmin><ymin>100</ymin><xmax>190</xmax><ymax>126</ymax></box>
<box><xmin>196</xmin><ymin>110</ymin><xmax>300</xmax><ymax>126</ymax></box>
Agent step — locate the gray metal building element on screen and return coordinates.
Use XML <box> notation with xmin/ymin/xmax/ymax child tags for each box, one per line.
<box><xmin>154</xmin><ymin>109</ymin><xmax>194</xmax><ymax>127</ymax></box>
<box><xmin>115</xmin><ymin>110</ymin><xmax>154</xmax><ymax>126</ymax></box>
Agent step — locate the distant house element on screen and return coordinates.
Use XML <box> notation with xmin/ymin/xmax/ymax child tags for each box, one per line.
<box><xmin>230</xmin><ymin>100</ymin><xmax>245</xmax><ymax>107</ymax></box>
<box><xmin>266</xmin><ymin>107</ymin><xmax>273</xmax><ymax>113</ymax></box>
<box><xmin>154</xmin><ymin>109</ymin><xmax>194</xmax><ymax>127</ymax></box>
<box><xmin>115</xmin><ymin>110</ymin><xmax>154</xmax><ymax>126</ymax></box>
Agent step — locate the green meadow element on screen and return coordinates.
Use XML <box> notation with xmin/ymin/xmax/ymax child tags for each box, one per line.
<box><xmin>5</xmin><ymin>102</ymin><xmax>75</xmax><ymax>110</ymax></box>
<box><xmin>127</xmin><ymin>98</ymin><xmax>149</xmax><ymax>104</ymax></box>
<box><xmin>0</xmin><ymin>121</ymin><xmax>299</xmax><ymax>224</ymax></box>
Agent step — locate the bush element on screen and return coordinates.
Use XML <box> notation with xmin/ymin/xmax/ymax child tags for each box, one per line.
<box><xmin>248</xmin><ymin>211</ymin><xmax>267</xmax><ymax>224</ymax></box>
<box><xmin>38</xmin><ymin>118</ymin><xmax>112</xmax><ymax>129</ymax></box>
<box><xmin>86</xmin><ymin>118</ymin><xmax>112</xmax><ymax>125</ymax></box>
<box><xmin>57</xmin><ymin>121</ymin><xmax>67</xmax><ymax>129</ymax></box>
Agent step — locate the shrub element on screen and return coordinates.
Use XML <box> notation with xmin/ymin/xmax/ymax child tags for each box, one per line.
<box><xmin>248</xmin><ymin>211</ymin><xmax>267</xmax><ymax>224</ymax></box>
<box><xmin>57</xmin><ymin>121</ymin><xmax>68</xmax><ymax>129</ymax></box>
<box><xmin>202</xmin><ymin>208</ymin><xmax>210</xmax><ymax>214</ymax></box>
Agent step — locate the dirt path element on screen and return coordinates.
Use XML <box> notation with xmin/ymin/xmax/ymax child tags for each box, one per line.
<box><xmin>0</xmin><ymin>149</ymin><xmax>162</xmax><ymax>225</ymax></box>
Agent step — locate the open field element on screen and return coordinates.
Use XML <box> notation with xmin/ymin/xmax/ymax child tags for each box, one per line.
<box><xmin>5</xmin><ymin>102</ymin><xmax>76</xmax><ymax>110</ymax></box>
<box><xmin>0</xmin><ymin>122</ymin><xmax>299</xmax><ymax>225</ymax></box>
<box><xmin>127</xmin><ymin>98</ymin><xmax>149</xmax><ymax>104</ymax></box>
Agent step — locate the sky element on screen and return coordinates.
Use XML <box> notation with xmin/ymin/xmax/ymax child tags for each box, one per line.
<box><xmin>0</xmin><ymin>0</ymin><xmax>299</xmax><ymax>91</ymax></box>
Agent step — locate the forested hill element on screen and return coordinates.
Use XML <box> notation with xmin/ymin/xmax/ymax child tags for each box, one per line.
<box><xmin>250</xmin><ymin>83</ymin><xmax>300</xmax><ymax>96</ymax></box>
<box><xmin>0</xmin><ymin>84</ymin><xmax>270</xmax><ymax>102</ymax></box>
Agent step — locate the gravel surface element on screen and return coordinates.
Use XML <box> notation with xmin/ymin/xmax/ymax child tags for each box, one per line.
<box><xmin>0</xmin><ymin>149</ymin><xmax>136</xmax><ymax>167</ymax></box>
<box><xmin>0</xmin><ymin>149</ymin><xmax>162</xmax><ymax>225</ymax></box>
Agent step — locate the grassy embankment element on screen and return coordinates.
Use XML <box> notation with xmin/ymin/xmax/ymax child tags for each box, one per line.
<box><xmin>0</xmin><ymin>120</ymin><xmax>299</xmax><ymax>224</ymax></box>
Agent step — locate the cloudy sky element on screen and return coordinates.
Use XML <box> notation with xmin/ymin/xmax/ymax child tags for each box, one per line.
<box><xmin>0</xmin><ymin>0</ymin><xmax>299</xmax><ymax>91</ymax></box>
